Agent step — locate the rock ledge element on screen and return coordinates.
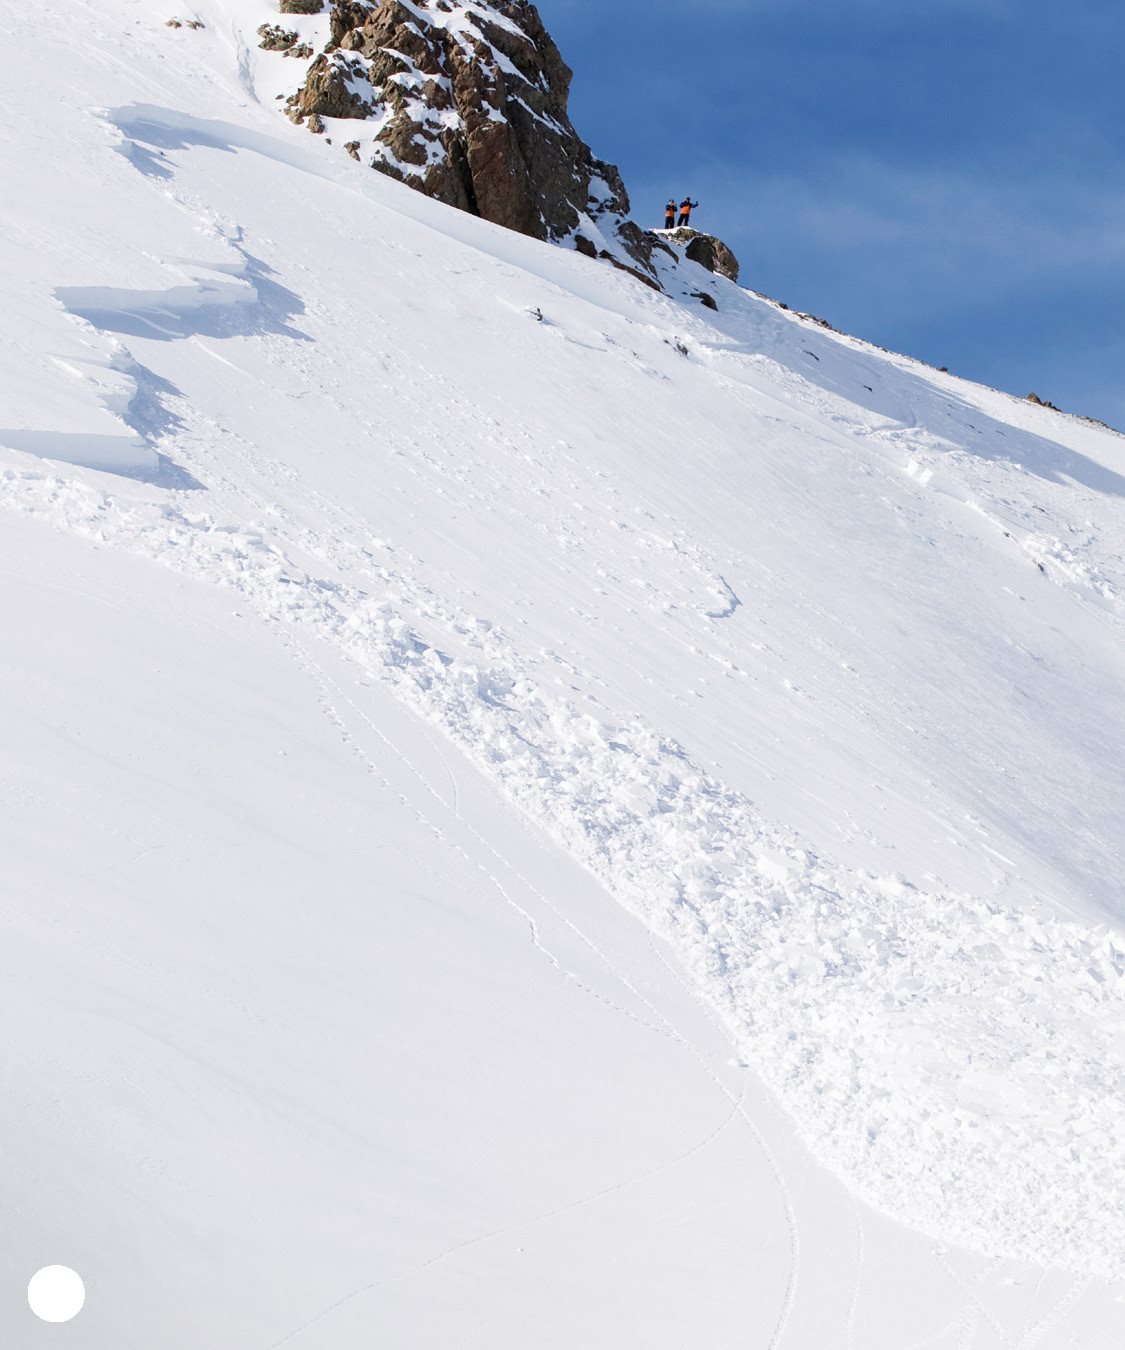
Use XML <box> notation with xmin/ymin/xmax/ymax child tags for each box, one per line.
<box><xmin>657</xmin><ymin>227</ymin><xmax>740</xmax><ymax>283</ymax></box>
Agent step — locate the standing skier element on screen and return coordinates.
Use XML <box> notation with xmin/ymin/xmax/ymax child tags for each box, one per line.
<box><xmin>678</xmin><ymin>197</ymin><xmax>699</xmax><ymax>227</ymax></box>
<box><xmin>664</xmin><ymin>198</ymin><xmax>677</xmax><ymax>229</ymax></box>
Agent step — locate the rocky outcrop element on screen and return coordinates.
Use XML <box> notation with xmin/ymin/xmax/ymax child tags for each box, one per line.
<box><xmin>259</xmin><ymin>24</ymin><xmax>298</xmax><ymax>50</ymax></box>
<box><xmin>291</xmin><ymin>49</ymin><xmax>375</xmax><ymax>118</ymax></box>
<box><xmin>258</xmin><ymin>24</ymin><xmax>313</xmax><ymax>56</ymax></box>
<box><xmin>662</xmin><ymin>227</ymin><xmax>740</xmax><ymax>283</ymax></box>
<box><xmin>280</xmin><ymin>0</ymin><xmax>661</xmax><ymax>283</ymax></box>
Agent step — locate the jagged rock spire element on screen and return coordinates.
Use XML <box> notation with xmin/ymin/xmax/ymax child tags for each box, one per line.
<box><xmin>282</xmin><ymin>0</ymin><xmax>660</xmax><ymax>282</ymax></box>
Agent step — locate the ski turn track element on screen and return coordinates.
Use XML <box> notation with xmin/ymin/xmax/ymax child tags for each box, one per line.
<box><xmin>281</xmin><ymin>639</ymin><xmax>800</xmax><ymax>1350</ymax></box>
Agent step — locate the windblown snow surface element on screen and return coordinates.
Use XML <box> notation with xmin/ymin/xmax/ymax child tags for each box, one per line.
<box><xmin>3</xmin><ymin>2</ymin><xmax>1125</xmax><ymax>1346</ymax></box>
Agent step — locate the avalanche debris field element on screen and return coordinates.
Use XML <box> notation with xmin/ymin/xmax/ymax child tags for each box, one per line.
<box><xmin>2</xmin><ymin>3</ymin><xmax>1125</xmax><ymax>1347</ymax></box>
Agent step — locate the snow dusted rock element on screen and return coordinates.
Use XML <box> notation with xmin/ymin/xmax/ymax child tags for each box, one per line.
<box><xmin>257</xmin><ymin>24</ymin><xmax>300</xmax><ymax>51</ymax></box>
<box><xmin>283</xmin><ymin>0</ymin><xmax>661</xmax><ymax>283</ymax></box>
<box><xmin>662</xmin><ymin>226</ymin><xmax>741</xmax><ymax>283</ymax></box>
<box><xmin>291</xmin><ymin>48</ymin><xmax>376</xmax><ymax>118</ymax></box>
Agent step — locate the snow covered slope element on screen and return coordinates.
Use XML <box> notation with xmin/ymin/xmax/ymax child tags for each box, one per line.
<box><xmin>2</xmin><ymin>2</ymin><xmax>1125</xmax><ymax>1346</ymax></box>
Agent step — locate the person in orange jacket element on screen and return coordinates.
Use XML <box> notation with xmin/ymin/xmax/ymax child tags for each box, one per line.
<box><xmin>664</xmin><ymin>198</ymin><xmax>676</xmax><ymax>229</ymax></box>
<box><xmin>678</xmin><ymin>197</ymin><xmax>699</xmax><ymax>227</ymax></box>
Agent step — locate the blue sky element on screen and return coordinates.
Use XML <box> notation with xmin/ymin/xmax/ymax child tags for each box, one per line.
<box><xmin>545</xmin><ymin>0</ymin><xmax>1124</xmax><ymax>431</ymax></box>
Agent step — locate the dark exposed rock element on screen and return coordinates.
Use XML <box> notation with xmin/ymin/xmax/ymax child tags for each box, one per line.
<box><xmin>690</xmin><ymin>290</ymin><xmax>718</xmax><ymax>311</ymax></box>
<box><xmin>344</xmin><ymin>140</ymin><xmax>361</xmax><ymax>160</ymax></box>
<box><xmin>601</xmin><ymin>253</ymin><xmax>662</xmax><ymax>292</ymax></box>
<box><xmin>287</xmin><ymin>51</ymin><xmax>374</xmax><ymax>120</ymax></box>
<box><xmin>663</xmin><ymin>226</ymin><xmax>740</xmax><ymax>283</ymax></box>
<box><xmin>280</xmin><ymin>0</ymin><xmax>324</xmax><ymax>13</ymax></box>
<box><xmin>281</xmin><ymin>0</ymin><xmax>659</xmax><ymax>281</ymax></box>
<box><xmin>796</xmin><ymin>311</ymin><xmax>836</xmax><ymax>331</ymax></box>
<box><xmin>258</xmin><ymin>23</ymin><xmax>299</xmax><ymax>50</ymax></box>
<box><xmin>328</xmin><ymin>0</ymin><xmax>376</xmax><ymax>47</ymax></box>
<box><xmin>684</xmin><ymin>236</ymin><xmax>739</xmax><ymax>284</ymax></box>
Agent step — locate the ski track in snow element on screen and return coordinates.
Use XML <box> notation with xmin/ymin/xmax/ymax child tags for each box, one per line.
<box><xmin>256</xmin><ymin>632</ymin><xmax>794</xmax><ymax>1346</ymax></box>
<box><xmin>284</xmin><ymin>639</ymin><xmax>801</xmax><ymax>1349</ymax></box>
<box><xmin>844</xmin><ymin>1203</ymin><xmax>864</xmax><ymax>1350</ymax></box>
<box><xmin>1015</xmin><ymin>1273</ymin><xmax>1092</xmax><ymax>1350</ymax></box>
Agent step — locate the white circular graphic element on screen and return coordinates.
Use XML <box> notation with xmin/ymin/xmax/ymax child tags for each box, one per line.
<box><xmin>28</xmin><ymin>1266</ymin><xmax>85</xmax><ymax>1323</ymax></box>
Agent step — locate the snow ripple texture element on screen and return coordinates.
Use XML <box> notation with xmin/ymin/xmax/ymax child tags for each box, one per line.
<box><xmin>5</xmin><ymin>462</ymin><xmax>1125</xmax><ymax>1280</ymax></box>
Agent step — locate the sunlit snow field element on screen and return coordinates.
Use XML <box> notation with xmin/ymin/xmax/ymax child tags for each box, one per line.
<box><xmin>2</xmin><ymin>2</ymin><xmax>1125</xmax><ymax>1346</ymax></box>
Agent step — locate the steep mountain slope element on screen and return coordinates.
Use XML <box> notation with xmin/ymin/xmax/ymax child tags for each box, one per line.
<box><xmin>2</xmin><ymin>2</ymin><xmax>1125</xmax><ymax>1347</ymax></box>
